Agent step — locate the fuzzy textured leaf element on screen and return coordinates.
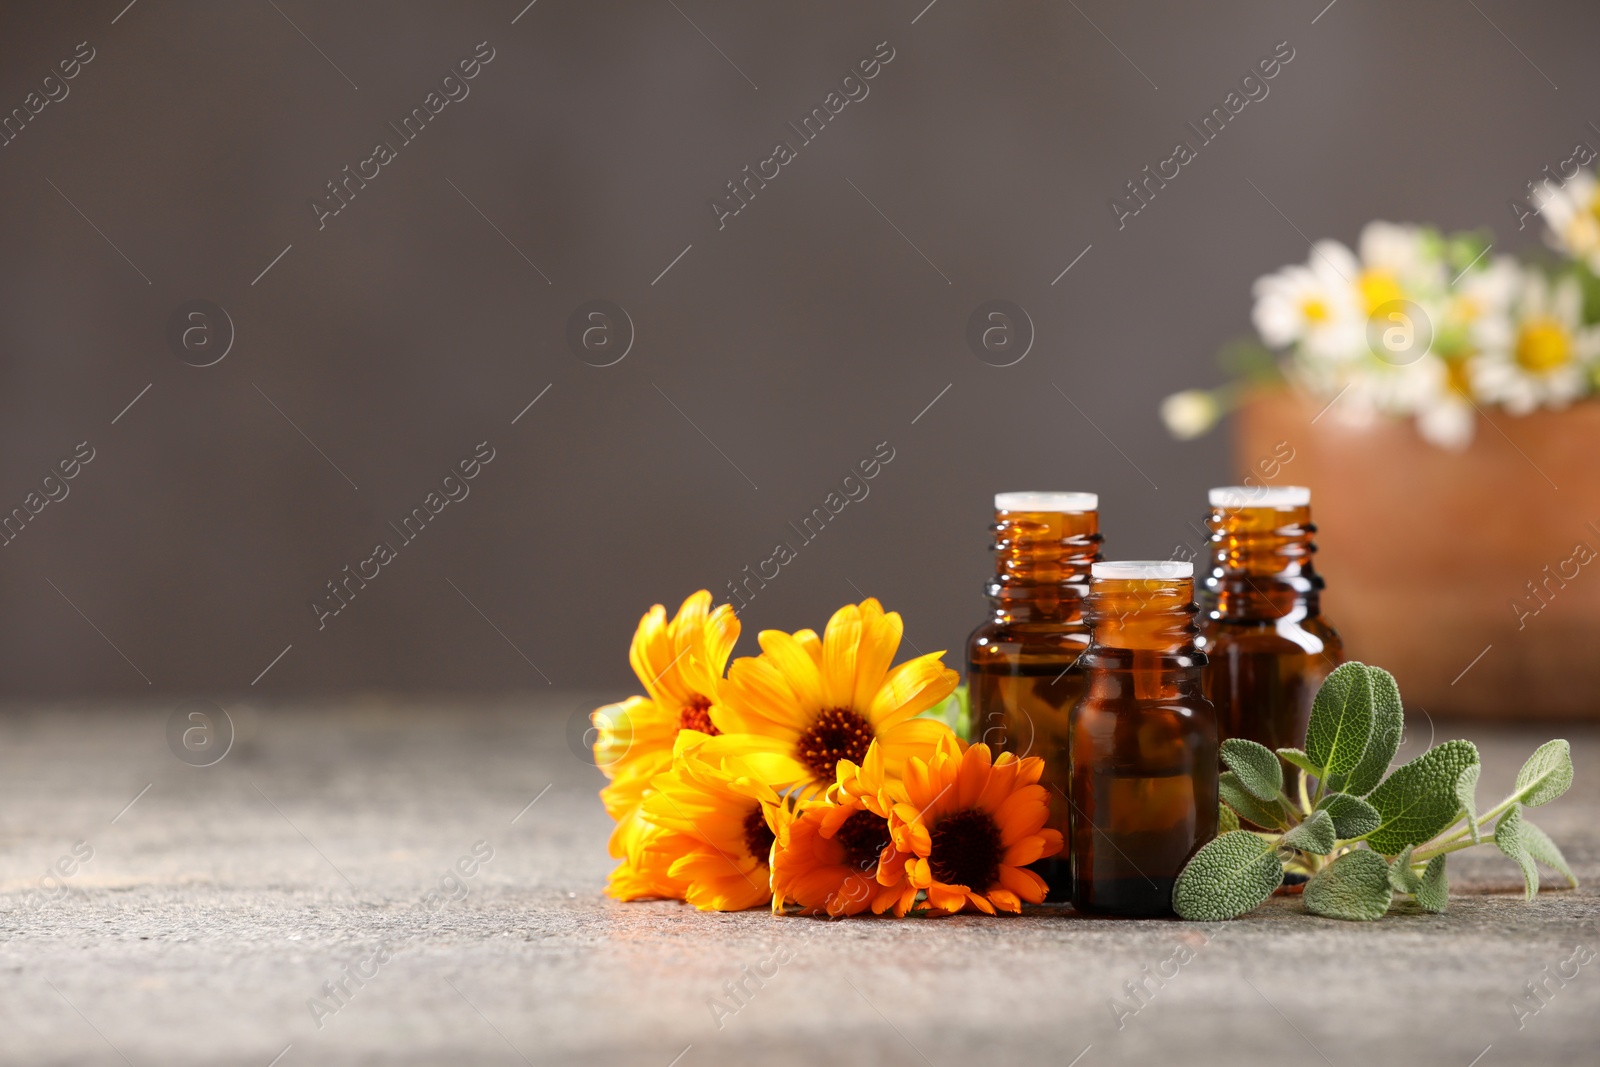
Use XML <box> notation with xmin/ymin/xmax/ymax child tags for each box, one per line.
<box><xmin>1217</xmin><ymin>803</ymin><xmax>1240</xmax><ymax>835</ymax></box>
<box><xmin>1221</xmin><ymin>738</ymin><xmax>1283</xmax><ymax>802</ymax></box>
<box><xmin>1455</xmin><ymin>764</ymin><xmax>1482</xmax><ymax>844</ymax></box>
<box><xmin>1280</xmin><ymin>809</ymin><xmax>1336</xmax><ymax>855</ymax></box>
<box><xmin>1365</xmin><ymin>740</ymin><xmax>1479</xmax><ymax>855</ymax></box>
<box><xmin>1172</xmin><ymin>830</ymin><xmax>1284</xmax><ymax>921</ymax></box>
<box><xmin>1219</xmin><ymin>771</ymin><xmax>1289</xmax><ymax>829</ymax></box>
<box><xmin>1388</xmin><ymin>846</ymin><xmax>1422</xmax><ymax>894</ymax></box>
<box><xmin>1494</xmin><ymin>806</ymin><xmax>1541</xmax><ymax>901</ymax></box>
<box><xmin>1304</xmin><ymin>849</ymin><xmax>1393</xmax><ymax>921</ymax></box>
<box><xmin>1306</xmin><ymin>662</ymin><xmax>1374</xmax><ymax>780</ymax></box>
<box><xmin>1316</xmin><ymin>792</ymin><xmax>1381</xmax><ymax>839</ymax></box>
<box><xmin>1342</xmin><ymin>666</ymin><xmax>1404</xmax><ymax>796</ymax></box>
<box><xmin>1513</xmin><ymin>739</ymin><xmax>1573</xmax><ymax>808</ymax></box>
<box><xmin>1520</xmin><ymin>818</ymin><xmax>1578</xmax><ymax>888</ymax></box>
<box><xmin>1415</xmin><ymin>854</ymin><xmax>1448</xmax><ymax>913</ymax></box>
<box><xmin>1278</xmin><ymin>747</ymin><xmax>1321</xmax><ymax>776</ymax></box>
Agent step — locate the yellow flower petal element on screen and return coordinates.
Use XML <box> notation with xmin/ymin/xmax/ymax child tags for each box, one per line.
<box><xmin>756</xmin><ymin>629</ymin><xmax>826</xmax><ymax>717</ymax></box>
<box><xmin>821</xmin><ymin>602</ymin><xmax>862</xmax><ymax>709</ymax></box>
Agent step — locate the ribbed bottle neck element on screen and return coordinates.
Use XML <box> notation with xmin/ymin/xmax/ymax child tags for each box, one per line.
<box><xmin>984</xmin><ymin>509</ymin><xmax>1101</xmax><ymax>623</ymax></box>
<box><xmin>1203</xmin><ymin>503</ymin><xmax>1324</xmax><ymax>621</ymax></box>
<box><xmin>1088</xmin><ymin>577</ymin><xmax>1201</xmax><ymax>653</ymax></box>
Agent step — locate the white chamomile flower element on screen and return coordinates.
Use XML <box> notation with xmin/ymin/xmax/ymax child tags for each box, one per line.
<box><xmin>1538</xmin><ymin>169</ymin><xmax>1600</xmax><ymax>275</ymax></box>
<box><xmin>1251</xmin><ymin>240</ymin><xmax>1362</xmax><ymax>360</ymax></box>
<box><xmin>1357</xmin><ymin>221</ymin><xmax>1448</xmax><ymax>307</ymax></box>
<box><xmin>1471</xmin><ymin>273</ymin><xmax>1600</xmax><ymax>415</ymax></box>
<box><xmin>1337</xmin><ymin>350</ymin><xmax>1476</xmax><ymax>451</ymax></box>
<box><xmin>1415</xmin><ymin>385</ymin><xmax>1475</xmax><ymax>450</ymax></box>
<box><xmin>1159</xmin><ymin>390</ymin><xmax>1222</xmax><ymax>440</ymax></box>
<box><xmin>1414</xmin><ymin>254</ymin><xmax>1519</xmax><ymax>451</ymax></box>
<box><xmin>1449</xmin><ymin>255</ymin><xmax>1521</xmax><ymax>355</ymax></box>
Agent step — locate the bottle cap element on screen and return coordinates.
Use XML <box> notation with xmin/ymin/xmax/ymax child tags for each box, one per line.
<box><xmin>994</xmin><ymin>491</ymin><xmax>1098</xmax><ymax>513</ymax></box>
<box><xmin>1092</xmin><ymin>560</ymin><xmax>1193</xmax><ymax>580</ymax></box>
<box><xmin>1208</xmin><ymin>485</ymin><xmax>1311</xmax><ymax>509</ymax></box>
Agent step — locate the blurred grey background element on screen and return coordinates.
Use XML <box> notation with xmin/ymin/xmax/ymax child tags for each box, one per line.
<box><xmin>0</xmin><ymin>0</ymin><xmax>1594</xmax><ymax>700</ymax></box>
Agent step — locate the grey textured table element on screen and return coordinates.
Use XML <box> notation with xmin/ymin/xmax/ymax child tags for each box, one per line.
<box><xmin>2</xmin><ymin>699</ymin><xmax>1597</xmax><ymax>1066</ymax></box>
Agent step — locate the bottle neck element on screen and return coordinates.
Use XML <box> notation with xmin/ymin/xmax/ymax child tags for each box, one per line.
<box><xmin>984</xmin><ymin>509</ymin><xmax>1102</xmax><ymax>624</ymax></box>
<box><xmin>1089</xmin><ymin>577</ymin><xmax>1201</xmax><ymax>653</ymax></box>
<box><xmin>1203</xmin><ymin>504</ymin><xmax>1324</xmax><ymax>621</ymax></box>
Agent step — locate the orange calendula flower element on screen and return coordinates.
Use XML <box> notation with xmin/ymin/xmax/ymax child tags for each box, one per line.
<box><xmin>639</xmin><ymin>735</ymin><xmax>780</xmax><ymax>912</ymax></box>
<box><xmin>603</xmin><ymin>815</ymin><xmax>688</xmax><ymax>902</ymax></box>
<box><xmin>769</xmin><ymin>740</ymin><xmax>913</xmax><ymax>916</ymax></box>
<box><xmin>706</xmin><ymin>598</ymin><xmax>957</xmax><ymax>798</ymax></box>
<box><xmin>879</xmin><ymin>739</ymin><xmax>1063</xmax><ymax>916</ymax></box>
<box><xmin>592</xmin><ymin>591</ymin><xmax>740</xmax><ymax>858</ymax></box>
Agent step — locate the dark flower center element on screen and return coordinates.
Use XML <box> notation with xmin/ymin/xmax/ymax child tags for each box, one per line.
<box><xmin>928</xmin><ymin>808</ymin><xmax>1002</xmax><ymax>890</ymax></box>
<box><xmin>796</xmin><ymin>707</ymin><xmax>874</xmax><ymax>780</ymax></box>
<box><xmin>678</xmin><ymin>694</ymin><xmax>719</xmax><ymax>736</ymax></box>
<box><xmin>742</xmin><ymin>807</ymin><xmax>775</xmax><ymax>864</ymax></box>
<box><xmin>834</xmin><ymin>809</ymin><xmax>891</xmax><ymax>873</ymax></box>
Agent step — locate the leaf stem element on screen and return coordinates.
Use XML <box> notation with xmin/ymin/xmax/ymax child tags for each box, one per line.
<box><xmin>1411</xmin><ymin>836</ymin><xmax>1480</xmax><ymax>863</ymax></box>
<box><xmin>1297</xmin><ymin>769</ymin><xmax>1313</xmax><ymax>816</ymax></box>
<box><xmin>1417</xmin><ymin>793</ymin><xmax>1518</xmax><ymax>855</ymax></box>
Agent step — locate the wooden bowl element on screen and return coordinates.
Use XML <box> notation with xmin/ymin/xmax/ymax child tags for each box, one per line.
<box><xmin>1232</xmin><ymin>387</ymin><xmax>1600</xmax><ymax>718</ymax></box>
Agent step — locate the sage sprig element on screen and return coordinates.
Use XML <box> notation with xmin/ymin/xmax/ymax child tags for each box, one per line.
<box><xmin>1172</xmin><ymin>662</ymin><xmax>1577</xmax><ymax>921</ymax></box>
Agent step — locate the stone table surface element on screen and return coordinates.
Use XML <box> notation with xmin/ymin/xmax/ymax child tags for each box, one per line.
<box><xmin>1</xmin><ymin>698</ymin><xmax>1597</xmax><ymax>1067</ymax></box>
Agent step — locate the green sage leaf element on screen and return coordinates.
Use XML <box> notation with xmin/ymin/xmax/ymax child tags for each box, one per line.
<box><xmin>1306</xmin><ymin>662</ymin><xmax>1374</xmax><ymax>780</ymax></box>
<box><xmin>1415</xmin><ymin>854</ymin><xmax>1448</xmax><ymax>913</ymax></box>
<box><xmin>1219</xmin><ymin>771</ymin><xmax>1289</xmax><ymax>830</ymax></box>
<box><xmin>1520</xmin><ymin>818</ymin><xmax>1578</xmax><ymax>888</ymax></box>
<box><xmin>1280</xmin><ymin>809</ymin><xmax>1336</xmax><ymax>855</ymax></box>
<box><xmin>1455</xmin><ymin>763</ymin><xmax>1482</xmax><ymax>845</ymax></box>
<box><xmin>1221</xmin><ymin>738</ymin><xmax>1283</xmax><ymax>802</ymax></box>
<box><xmin>1496</xmin><ymin>805</ymin><xmax>1540</xmax><ymax>901</ymax></box>
<box><xmin>1278</xmin><ymin>747</ymin><xmax>1321</xmax><ymax>776</ymax></box>
<box><xmin>1218</xmin><ymin>803</ymin><xmax>1240</xmax><ymax>835</ymax></box>
<box><xmin>1342</xmin><ymin>666</ymin><xmax>1404</xmax><ymax>796</ymax></box>
<box><xmin>1513</xmin><ymin>739</ymin><xmax>1573</xmax><ymax>808</ymax></box>
<box><xmin>1304</xmin><ymin>849</ymin><xmax>1393</xmax><ymax>921</ymax></box>
<box><xmin>1316</xmin><ymin>792</ymin><xmax>1380</xmax><ymax>839</ymax></box>
<box><xmin>1388</xmin><ymin>846</ymin><xmax>1422</xmax><ymax>893</ymax></box>
<box><xmin>1365</xmin><ymin>740</ymin><xmax>1480</xmax><ymax>856</ymax></box>
<box><xmin>1172</xmin><ymin>830</ymin><xmax>1284</xmax><ymax>921</ymax></box>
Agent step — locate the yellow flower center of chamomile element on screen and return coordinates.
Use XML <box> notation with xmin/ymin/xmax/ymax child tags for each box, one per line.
<box><xmin>797</xmin><ymin>707</ymin><xmax>874</xmax><ymax>779</ymax></box>
<box><xmin>677</xmin><ymin>694</ymin><xmax>719</xmax><ymax>735</ymax></box>
<box><xmin>928</xmin><ymin>808</ymin><xmax>1003</xmax><ymax>890</ymax></box>
<box><xmin>1515</xmin><ymin>318</ymin><xmax>1573</xmax><ymax>373</ymax></box>
<box><xmin>1358</xmin><ymin>270</ymin><xmax>1405</xmax><ymax>316</ymax></box>
<box><xmin>1299</xmin><ymin>296</ymin><xmax>1330</xmax><ymax>324</ymax></box>
<box><xmin>1445</xmin><ymin>358</ymin><xmax>1474</xmax><ymax>397</ymax></box>
<box><xmin>742</xmin><ymin>807</ymin><xmax>775</xmax><ymax>864</ymax></box>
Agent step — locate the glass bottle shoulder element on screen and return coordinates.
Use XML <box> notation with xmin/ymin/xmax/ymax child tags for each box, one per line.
<box><xmin>1199</xmin><ymin>611</ymin><xmax>1341</xmax><ymax>658</ymax></box>
<box><xmin>967</xmin><ymin>619</ymin><xmax>1090</xmax><ymax>665</ymax></box>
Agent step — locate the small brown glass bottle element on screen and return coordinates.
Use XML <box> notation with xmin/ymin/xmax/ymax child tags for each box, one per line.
<box><xmin>966</xmin><ymin>491</ymin><xmax>1102</xmax><ymax>901</ymax></box>
<box><xmin>1069</xmin><ymin>561</ymin><xmax>1217</xmax><ymax>917</ymax></box>
<box><xmin>1199</xmin><ymin>486</ymin><xmax>1343</xmax><ymax>756</ymax></box>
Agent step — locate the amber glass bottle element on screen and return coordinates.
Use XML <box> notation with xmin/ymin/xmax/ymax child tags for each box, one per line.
<box><xmin>1069</xmin><ymin>561</ymin><xmax>1217</xmax><ymax>917</ymax></box>
<box><xmin>966</xmin><ymin>491</ymin><xmax>1101</xmax><ymax>901</ymax></box>
<box><xmin>1199</xmin><ymin>486</ymin><xmax>1343</xmax><ymax>756</ymax></box>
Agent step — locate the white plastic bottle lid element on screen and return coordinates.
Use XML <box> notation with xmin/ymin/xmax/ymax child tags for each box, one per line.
<box><xmin>994</xmin><ymin>491</ymin><xmax>1098</xmax><ymax>513</ymax></box>
<box><xmin>1092</xmin><ymin>560</ymin><xmax>1194</xmax><ymax>580</ymax></box>
<box><xmin>1207</xmin><ymin>485</ymin><xmax>1311</xmax><ymax>509</ymax></box>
